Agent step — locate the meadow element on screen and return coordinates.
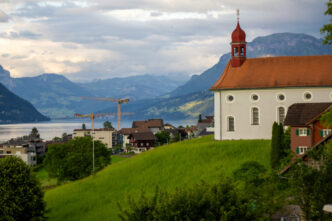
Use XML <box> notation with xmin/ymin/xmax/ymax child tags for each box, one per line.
<box><xmin>44</xmin><ymin>136</ymin><xmax>271</xmax><ymax>221</ymax></box>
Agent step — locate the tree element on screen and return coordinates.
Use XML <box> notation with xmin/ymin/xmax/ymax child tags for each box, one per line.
<box><xmin>82</xmin><ymin>123</ymin><xmax>86</xmax><ymax>130</ymax></box>
<box><xmin>103</xmin><ymin>121</ymin><xmax>113</xmax><ymax>129</ymax></box>
<box><xmin>271</xmin><ymin>122</ymin><xmax>287</xmax><ymax>169</ymax></box>
<box><xmin>198</xmin><ymin>114</ymin><xmax>202</xmax><ymax>122</ymax></box>
<box><xmin>44</xmin><ymin>137</ymin><xmax>111</xmax><ymax>181</ymax></box>
<box><xmin>155</xmin><ymin>131</ymin><xmax>170</xmax><ymax>145</ymax></box>
<box><xmin>290</xmin><ymin>143</ymin><xmax>332</xmax><ymax>221</ymax></box>
<box><xmin>321</xmin><ymin>0</ymin><xmax>332</xmax><ymax>45</ymax></box>
<box><xmin>118</xmin><ymin>179</ymin><xmax>257</xmax><ymax>221</ymax></box>
<box><xmin>320</xmin><ymin>107</ymin><xmax>332</xmax><ymax>126</ymax></box>
<box><xmin>30</xmin><ymin>127</ymin><xmax>40</xmax><ymax>138</ymax></box>
<box><xmin>0</xmin><ymin>157</ymin><xmax>45</xmax><ymax>220</ymax></box>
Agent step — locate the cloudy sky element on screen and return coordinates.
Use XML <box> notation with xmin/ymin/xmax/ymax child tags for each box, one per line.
<box><xmin>0</xmin><ymin>0</ymin><xmax>329</xmax><ymax>82</ymax></box>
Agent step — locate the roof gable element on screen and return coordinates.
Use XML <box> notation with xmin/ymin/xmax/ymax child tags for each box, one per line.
<box><xmin>284</xmin><ymin>103</ymin><xmax>332</xmax><ymax>126</ymax></box>
<box><xmin>211</xmin><ymin>55</ymin><xmax>332</xmax><ymax>90</ymax></box>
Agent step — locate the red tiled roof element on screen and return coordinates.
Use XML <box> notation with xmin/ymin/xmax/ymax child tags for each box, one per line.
<box><xmin>210</xmin><ymin>55</ymin><xmax>332</xmax><ymax>90</ymax></box>
<box><xmin>129</xmin><ymin>132</ymin><xmax>156</xmax><ymax>141</ymax></box>
<box><xmin>118</xmin><ymin>127</ymin><xmax>148</xmax><ymax>135</ymax></box>
<box><xmin>132</xmin><ymin>119</ymin><xmax>163</xmax><ymax>128</ymax></box>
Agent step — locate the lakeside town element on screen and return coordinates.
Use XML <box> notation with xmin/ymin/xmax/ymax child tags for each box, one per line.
<box><xmin>0</xmin><ymin>1</ymin><xmax>332</xmax><ymax>221</ymax></box>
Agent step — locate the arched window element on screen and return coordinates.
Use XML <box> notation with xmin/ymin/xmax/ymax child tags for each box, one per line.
<box><xmin>227</xmin><ymin>116</ymin><xmax>235</xmax><ymax>131</ymax></box>
<box><xmin>252</xmin><ymin>107</ymin><xmax>259</xmax><ymax>125</ymax></box>
<box><xmin>278</xmin><ymin>107</ymin><xmax>285</xmax><ymax>123</ymax></box>
<box><xmin>233</xmin><ymin>47</ymin><xmax>238</xmax><ymax>56</ymax></box>
<box><xmin>240</xmin><ymin>47</ymin><xmax>244</xmax><ymax>56</ymax></box>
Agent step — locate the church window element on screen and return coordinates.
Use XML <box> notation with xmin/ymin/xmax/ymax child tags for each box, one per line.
<box><xmin>251</xmin><ymin>94</ymin><xmax>259</xmax><ymax>101</ymax></box>
<box><xmin>252</xmin><ymin>107</ymin><xmax>259</xmax><ymax>125</ymax></box>
<box><xmin>303</xmin><ymin>92</ymin><xmax>312</xmax><ymax>100</ymax></box>
<box><xmin>227</xmin><ymin>116</ymin><xmax>234</xmax><ymax>131</ymax></box>
<box><xmin>226</xmin><ymin>95</ymin><xmax>234</xmax><ymax>102</ymax></box>
<box><xmin>277</xmin><ymin>94</ymin><xmax>285</xmax><ymax>101</ymax></box>
<box><xmin>278</xmin><ymin>107</ymin><xmax>285</xmax><ymax>123</ymax></box>
<box><xmin>233</xmin><ymin>47</ymin><xmax>238</xmax><ymax>56</ymax></box>
<box><xmin>240</xmin><ymin>47</ymin><xmax>244</xmax><ymax>56</ymax></box>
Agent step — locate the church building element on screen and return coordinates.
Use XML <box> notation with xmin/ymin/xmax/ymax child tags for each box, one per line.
<box><xmin>210</xmin><ymin>18</ymin><xmax>332</xmax><ymax>140</ymax></box>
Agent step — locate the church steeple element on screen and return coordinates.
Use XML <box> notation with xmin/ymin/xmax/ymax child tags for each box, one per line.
<box><xmin>231</xmin><ymin>9</ymin><xmax>246</xmax><ymax>67</ymax></box>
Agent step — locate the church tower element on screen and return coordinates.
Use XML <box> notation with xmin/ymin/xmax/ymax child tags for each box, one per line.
<box><xmin>231</xmin><ymin>9</ymin><xmax>246</xmax><ymax>67</ymax></box>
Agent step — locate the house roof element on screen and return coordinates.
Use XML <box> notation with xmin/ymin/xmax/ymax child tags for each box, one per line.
<box><xmin>210</xmin><ymin>55</ymin><xmax>332</xmax><ymax>91</ymax></box>
<box><xmin>74</xmin><ymin>128</ymin><xmax>114</xmax><ymax>132</ymax></box>
<box><xmin>129</xmin><ymin>132</ymin><xmax>156</xmax><ymax>141</ymax></box>
<box><xmin>118</xmin><ymin>127</ymin><xmax>148</xmax><ymax>135</ymax></box>
<box><xmin>132</xmin><ymin>119</ymin><xmax>164</xmax><ymax>128</ymax></box>
<box><xmin>284</xmin><ymin>103</ymin><xmax>332</xmax><ymax>126</ymax></box>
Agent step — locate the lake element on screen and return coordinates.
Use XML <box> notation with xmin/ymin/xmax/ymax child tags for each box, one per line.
<box><xmin>0</xmin><ymin>119</ymin><xmax>196</xmax><ymax>142</ymax></box>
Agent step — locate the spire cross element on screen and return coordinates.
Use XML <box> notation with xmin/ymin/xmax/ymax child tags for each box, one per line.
<box><xmin>236</xmin><ymin>9</ymin><xmax>239</xmax><ymax>22</ymax></box>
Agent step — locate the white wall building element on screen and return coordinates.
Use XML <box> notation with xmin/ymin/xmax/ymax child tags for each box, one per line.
<box><xmin>73</xmin><ymin>128</ymin><xmax>116</xmax><ymax>148</ymax></box>
<box><xmin>0</xmin><ymin>146</ymin><xmax>37</xmax><ymax>166</ymax></box>
<box><xmin>211</xmin><ymin>21</ymin><xmax>332</xmax><ymax>140</ymax></box>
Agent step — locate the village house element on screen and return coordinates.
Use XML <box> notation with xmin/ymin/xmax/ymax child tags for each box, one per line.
<box><xmin>197</xmin><ymin>116</ymin><xmax>214</xmax><ymax>137</ymax></box>
<box><xmin>128</xmin><ymin>132</ymin><xmax>156</xmax><ymax>154</ymax></box>
<box><xmin>210</xmin><ymin>19</ymin><xmax>332</xmax><ymax>140</ymax></box>
<box><xmin>132</xmin><ymin>119</ymin><xmax>164</xmax><ymax>134</ymax></box>
<box><xmin>118</xmin><ymin>127</ymin><xmax>148</xmax><ymax>150</ymax></box>
<box><xmin>164</xmin><ymin>123</ymin><xmax>176</xmax><ymax>130</ymax></box>
<box><xmin>0</xmin><ymin>145</ymin><xmax>37</xmax><ymax>166</ymax></box>
<box><xmin>73</xmin><ymin>128</ymin><xmax>117</xmax><ymax>148</ymax></box>
<box><xmin>1</xmin><ymin>135</ymin><xmax>45</xmax><ymax>156</ymax></box>
<box><xmin>284</xmin><ymin>103</ymin><xmax>332</xmax><ymax>156</ymax></box>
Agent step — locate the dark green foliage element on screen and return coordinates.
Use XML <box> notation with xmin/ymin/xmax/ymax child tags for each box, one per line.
<box><xmin>0</xmin><ymin>157</ymin><xmax>45</xmax><ymax>221</ymax></box>
<box><xmin>82</xmin><ymin>123</ymin><xmax>86</xmax><ymax>130</ymax></box>
<box><xmin>233</xmin><ymin>161</ymin><xmax>266</xmax><ymax>186</ymax></box>
<box><xmin>320</xmin><ymin>108</ymin><xmax>332</xmax><ymax>126</ymax></box>
<box><xmin>103</xmin><ymin>121</ymin><xmax>113</xmax><ymax>129</ymax></box>
<box><xmin>155</xmin><ymin>131</ymin><xmax>170</xmax><ymax>145</ymax></box>
<box><xmin>30</xmin><ymin>127</ymin><xmax>40</xmax><ymax>138</ymax></box>
<box><xmin>118</xmin><ymin>179</ymin><xmax>256</xmax><ymax>221</ymax></box>
<box><xmin>271</xmin><ymin>122</ymin><xmax>289</xmax><ymax>169</ymax></box>
<box><xmin>321</xmin><ymin>0</ymin><xmax>332</xmax><ymax>45</ymax></box>
<box><xmin>198</xmin><ymin>114</ymin><xmax>202</xmax><ymax>122</ymax></box>
<box><xmin>290</xmin><ymin>143</ymin><xmax>332</xmax><ymax>220</ymax></box>
<box><xmin>0</xmin><ymin>82</ymin><xmax>49</xmax><ymax>124</ymax></box>
<box><xmin>44</xmin><ymin>137</ymin><xmax>111</xmax><ymax>181</ymax></box>
<box><xmin>233</xmin><ymin>161</ymin><xmax>286</xmax><ymax>219</ymax></box>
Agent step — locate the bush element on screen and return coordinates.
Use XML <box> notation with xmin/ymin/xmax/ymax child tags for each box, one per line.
<box><xmin>44</xmin><ymin>137</ymin><xmax>111</xmax><ymax>181</ymax></box>
<box><xmin>118</xmin><ymin>179</ymin><xmax>256</xmax><ymax>221</ymax></box>
<box><xmin>0</xmin><ymin>157</ymin><xmax>45</xmax><ymax>221</ymax></box>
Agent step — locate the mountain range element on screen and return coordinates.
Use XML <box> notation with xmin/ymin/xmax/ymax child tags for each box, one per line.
<box><xmin>0</xmin><ymin>81</ymin><xmax>49</xmax><ymax>124</ymax></box>
<box><xmin>0</xmin><ymin>32</ymin><xmax>331</xmax><ymax>122</ymax></box>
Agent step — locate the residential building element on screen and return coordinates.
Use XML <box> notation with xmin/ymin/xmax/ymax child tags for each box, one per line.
<box><xmin>118</xmin><ymin>127</ymin><xmax>148</xmax><ymax>150</ymax></box>
<box><xmin>128</xmin><ymin>132</ymin><xmax>156</xmax><ymax>154</ymax></box>
<box><xmin>132</xmin><ymin>119</ymin><xmax>164</xmax><ymax>134</ymax></box>
<box><xmin>210</xmin><ymin>19</ymin><xmax>332</xmax><ymax>140</ymax></box>
<box><xmin>0</xmin><ymin>146</ymin><xmax>37</xmax><ymax>166</ymax></box>
<box><xmin>73</xmin><ymin>128</ymin><xmax>116</xmax><ymax>148</ymax></box>
<box><xmin>1</xmin><ymin>136</ymin><xmax>45</xmax><ymax>156</ymax></box>
<box><xmin>197</xmin><ymin>116</ymin><xmax>214</xmax><ymax>137</ymax></box>
<box><xmin>284</xmin><ymin>103</ymin><xmax>332</xmax><ymax>156</ymax></box>
<box><xmin>164</xmin><ymin>123</ymin><xmax>176</xmax><ymax>130</ymax></box>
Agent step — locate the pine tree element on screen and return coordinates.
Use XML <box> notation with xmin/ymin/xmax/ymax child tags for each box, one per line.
<box><xmin>271</xmin><ymin>122</ymin><xmax>280</xmax><ymax>169</ymax></box>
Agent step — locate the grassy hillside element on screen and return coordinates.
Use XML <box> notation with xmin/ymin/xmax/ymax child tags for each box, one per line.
<box><xmin>44</xmin><ymin>136</ymin><xmax>271</xmax><ymax>221</ymax></box>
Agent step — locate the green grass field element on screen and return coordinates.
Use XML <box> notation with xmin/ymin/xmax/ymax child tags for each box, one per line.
<box><xmin>44</xmin><ymin>136</ymin><xmax>271</xmax><ymax>221</ymax></box>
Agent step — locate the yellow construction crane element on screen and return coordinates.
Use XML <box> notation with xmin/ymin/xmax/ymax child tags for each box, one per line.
<box><xmin>81</xmin><ymin>97</ymin><xmax>131</xmax><ymax>130</ymax></box>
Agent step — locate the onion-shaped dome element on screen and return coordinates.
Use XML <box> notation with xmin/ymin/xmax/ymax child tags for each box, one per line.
<box><xmin>231</xmin><ymin>22</ymin><xmax>246</xmax><ymax>42</ymax></box>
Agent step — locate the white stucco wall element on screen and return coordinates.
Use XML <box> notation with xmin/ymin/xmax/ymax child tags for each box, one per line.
<box><xmin>214</xmin><ymin>87</ymin><xmax>332</xmax><ymax>140</ymax></box>
<box><xmin>73</xmin><ymin>130</ymin><xmax>114</xmax><ymax>148</ymax></box>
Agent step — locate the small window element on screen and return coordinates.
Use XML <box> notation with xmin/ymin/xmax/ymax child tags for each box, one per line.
<box><xmin>277</xmin><ymin>94</ymin><xmax>285</xmax><ymax>101</ymax></box>
<box><xmin>6</xmin><ymin>151</ymin><xmax>11</xmax><ymax>154</ymax></box>
<box><xmin>321</xmin><ymin>129</ymin><xmax>332</xmax><ymax>137</ymax></box>
<box><xmin>303</xmin><ymin>92</ymin><xmax>312</xmax><ymax>100</ymax></box>
<box><xmin>251</xmin><ymin>94</ymin><xmax>259</xmax><ymax>101</ymax></box>
<box><xmin>297</xmin><ymin>128</ymin><xmax>309</xmax><ymax>136</ymax></box>
<box><xmin>252</xmin><ymin>107</ymin><xmax>259</xmax><ymax>125</ymax></box>
<box><xmin>278</xmin><ymin>107</ymin><xmax>285</xmax><ymax>123</ymax></box>
<box><xmin>233</xmin><ymin>47</ymin><xmax>238</xmax><ymax>56</ymax></box>
<box><xmin>227</xmin><ymin>116</ymin><xmax>235</xmax><ymax>132</ymax></box>
<box><xmin>240</xmin><ymin>47</ymin><xmax>244</xmax><ymax>56</ymax></box>
<box><xmin>226</xmin><ymin>94</ymin><xmax>234</xmax><ymax>103</ymax></box>
<box><xmin>296</xmin><ymin>146</ymin><xmax>308</xmax><ymax>155</ymax></box>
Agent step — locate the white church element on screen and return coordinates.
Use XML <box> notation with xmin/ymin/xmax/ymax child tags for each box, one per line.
<box><xmin>210</xmin><ymin>19</ymin><xmax>332</xmax><ymax>140</ymax></box>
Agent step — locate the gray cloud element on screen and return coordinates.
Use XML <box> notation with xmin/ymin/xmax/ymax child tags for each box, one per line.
<box><xmin>0</xmin><ymin>0</ymin><xmax>330</xmax><ymax>81</ymax></box>
<box><xmin>0</xmin><ymin>9</ymin><xmax>9</xmax><ymax>22</ymax></box>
